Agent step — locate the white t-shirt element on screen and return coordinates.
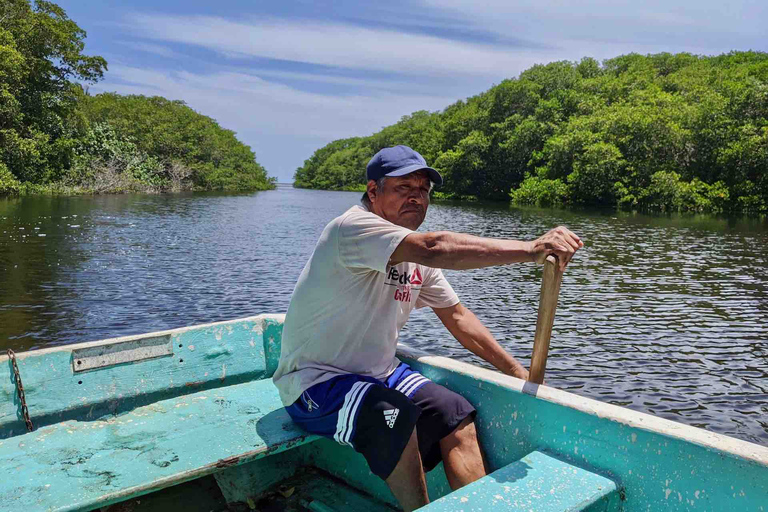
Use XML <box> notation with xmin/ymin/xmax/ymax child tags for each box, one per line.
<box><xmin>273</xmin><ymin>205</ymin><xmax>460</xmax><ymax>406</ymax></box>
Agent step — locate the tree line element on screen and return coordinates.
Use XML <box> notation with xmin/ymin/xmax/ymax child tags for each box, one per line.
<box><xmin>0</xmin><ymin>0</ymin><xmax>274</xmax><ymax>196</ymax></box>
<box><xmin>295</xmin><ymin>52</ymin><xmax>768</xmax><ymax>213</ymax></box>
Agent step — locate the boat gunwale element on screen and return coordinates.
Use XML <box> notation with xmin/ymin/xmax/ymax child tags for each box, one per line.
<box><xmin>397</xmin><ymin>342</ymin><xmax>768</xmax><ymax>468</ymax></box>
<box><xmin>0</xmin><ymin>314</ymin><xmax>284</xmax><ymax>361</ymax></box>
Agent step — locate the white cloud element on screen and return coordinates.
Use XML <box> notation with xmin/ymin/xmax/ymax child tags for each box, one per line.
<box><xmin>128</xmin><ymin>14</ymin><xmax>553</xmax><ymax>79</ymax></box>
<box><xmin>424</xmin><ymin>0</ymin><xmax>767</xmax><ymax>53</ymax></box>
<box><xmin>248</xmin><ymin>69</ymin><xmax>416</xmax><ymax>92</ymax></box>
<box><xmin>121</xmin><ymin>42</ymin><xmax>180</xmax><ymax>58</ymax></box>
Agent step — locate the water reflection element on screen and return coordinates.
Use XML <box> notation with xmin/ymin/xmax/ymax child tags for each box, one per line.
<box><xmin>0</xmin><ymin>187</ymin><xmax>766</xmax><ymax>445</ymax></box>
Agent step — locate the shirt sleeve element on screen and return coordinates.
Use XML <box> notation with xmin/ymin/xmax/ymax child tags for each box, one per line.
<box><xmin>338</xmin><ymin>210</ymin><xmax>413</xmax><ymax>273</ymax></box>
<box><xmin>415</xmin><ymin>267</ymin><xmax>460</xmax><ymax>309</ymax></box>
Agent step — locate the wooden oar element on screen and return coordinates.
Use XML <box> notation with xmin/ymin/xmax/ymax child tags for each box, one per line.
<box><xmin>529</xmin><ymin>254</ymin><xmax>564</xmax><ymax>384</ymax></box>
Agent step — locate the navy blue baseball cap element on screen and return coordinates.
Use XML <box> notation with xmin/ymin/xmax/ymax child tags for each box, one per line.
<box><xmin>366</xmin><ymin>145</ymin><xmax>443</xmax><ymax>186</ymax></box>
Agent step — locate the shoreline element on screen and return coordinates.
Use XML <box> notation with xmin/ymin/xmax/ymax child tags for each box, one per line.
<box><xmin>0</xmin><ymin>181</ymin><xmax>277</xmax><ymax>198</ymax></box>
<box><xmin>5</xmin><ymin>183</ymin><xmax>767</xmax><ymax>220</ymax></box>
<box><xmin>290</xmin><ymin>184</ymin><xmax>768</xmax><ymax>218</ymax></box>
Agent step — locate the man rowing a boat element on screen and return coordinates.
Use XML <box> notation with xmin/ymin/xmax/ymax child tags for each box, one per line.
<box><xmin>273</xmin><ymin>145</ymin><xmax>583</xmax><ymax>510</ymax></box>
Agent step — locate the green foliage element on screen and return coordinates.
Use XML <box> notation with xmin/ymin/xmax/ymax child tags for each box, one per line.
<box><xmin>294</xmin><ymin>137</ymin><xmax>364</xmax><ymax>189</ymax></box>
<box><xmin>631</xmin><ymin>171</ymin><xmax>730</xmax><ymax>212</ymax></box>
<box><xmin>433</xmin><ymin>130</ymin><xmax>490</xmax><ymax>197</ymax></box>
<box><xmin>80</xmin><ymin>94</ymin><xmax>274</xmax><ymax>191</ymax></box>
<box><xmin>0</xmin><ymin>0</ymin><xmax>106</xmax><ymax>184</ymax></box>
<box><xmin>568</xmin><ymin>142</ymin><xmax>626</xmax><ymax>204</ymax></box>
<box><xmin>0</xmin><ymin>0</ymin><xmax>274</xmax><ymax>195</ymax></box>
<box><xmin>68</xmin><ymin>122</ymin><xmax>166</xmax><ymax>192</ymax></box>
<box><xmin>510</xmin><ymin>176</ymin><xmax>569</xmax><ymax>207</ymax></box>
<box><xmin>298</xmin><ymin>51</ymin><xmax>768</xmax><ymax>213</ymax></box>
<box><xmin>0</xmin><ymin>163</ymin><xmax>21</xmax><ymax>194</ymax></box>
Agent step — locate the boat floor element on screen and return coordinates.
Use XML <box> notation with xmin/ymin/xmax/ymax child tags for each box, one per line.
<box><xmin>100</xmin><ymin>476</ymin><xmax>227</xmax><ymax>512</ymax></box>
<box><xmin>102</xmin><ymin>467</ymin><xmax>398</xmax><ymax>512</ymax></box>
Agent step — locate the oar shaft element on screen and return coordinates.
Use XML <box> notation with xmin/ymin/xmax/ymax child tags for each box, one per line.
<box><xmin>529</xmin><ymin>255</ymin><xmax>564</xmax><ymax>384</ymax></box>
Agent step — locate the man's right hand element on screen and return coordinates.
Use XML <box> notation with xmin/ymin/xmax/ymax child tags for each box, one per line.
<box><xmin>527</xmin><ymin>226</ymin><xmax>584</xmax><ymax>270</ymax></box>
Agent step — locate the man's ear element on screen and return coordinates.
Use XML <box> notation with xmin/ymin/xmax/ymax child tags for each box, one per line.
<box><xmin>366</xmin><ymin>180</ymin><xmax>377</xmax><ymax>204</ymax></box>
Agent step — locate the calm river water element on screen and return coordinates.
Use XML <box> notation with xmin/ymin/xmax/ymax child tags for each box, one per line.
<box><xmin>1</xmin><ymin>185</ymin><xmax>766</xmax><ymax>445</ymax></box>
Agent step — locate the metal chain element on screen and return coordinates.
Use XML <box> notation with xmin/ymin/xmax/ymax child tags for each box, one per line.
<box><xmin>6</xmin><ymin>349</ymin><xmax>34</xmax><ymax>432</ymax></box>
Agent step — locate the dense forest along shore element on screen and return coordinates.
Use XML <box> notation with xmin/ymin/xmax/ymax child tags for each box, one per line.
<box><xmin>295</xmin><ymin>51</ymin><xmax>768</xmax><ymax>215</ymax></box>
<box><xmin>1</xmin><ymin>187</ymin><xmax>766</xmax><ymax>446</ymax></box>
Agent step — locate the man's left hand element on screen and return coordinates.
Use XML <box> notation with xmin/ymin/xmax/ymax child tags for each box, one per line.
<box><xmin>527</xmin><ymin>226</ymin><xmax>584</xmax><ymax>271</ymax></box>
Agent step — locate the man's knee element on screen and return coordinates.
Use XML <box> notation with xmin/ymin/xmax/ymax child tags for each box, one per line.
<box><xmin>443</xmin><ymin>415</ymin><xmax>479</xmax><ymax>449</ymax></box>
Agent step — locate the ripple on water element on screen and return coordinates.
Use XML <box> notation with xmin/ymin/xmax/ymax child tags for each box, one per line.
<box><xmin>0</xmin><ymin>189</ymin><xmax>766</xmax><ymax>445</ymax></box>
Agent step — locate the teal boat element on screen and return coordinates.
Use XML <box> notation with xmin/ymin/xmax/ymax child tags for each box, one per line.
<box><xmin>1</xmin><ymin>314</ymin><xmax>767</xmax><ymax>511</ymax></box>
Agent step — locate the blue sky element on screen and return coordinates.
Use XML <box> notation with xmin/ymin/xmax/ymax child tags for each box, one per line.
<box><xmin>59</xmin><ymin>0</ymin><xmax>767</xmax><ymax>182</ymax></box>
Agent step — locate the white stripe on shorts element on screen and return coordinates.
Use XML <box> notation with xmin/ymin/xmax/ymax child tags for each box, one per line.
<box><xmin>334</xmin><ymin>381</ymin><xmax>373</xmax><ymax>446</ymax></box>
<box><xmin>335</xmin><ymin>382</ymin><xmax>365</xmax><ymax>445</ymax></box>
<box><xmin>343</xmin><ymin>382</ymin><xmax>372</xmax><ymax>444</ymax></box>
<box><xmin>395</xmin><ymin>373</ymin><xmax>422</xmax><ymax>393</ymax></box>
<box><xmin>400</xmin><ymin>375</ymin><xmax>428</xmax><ymax>397</ymax></box>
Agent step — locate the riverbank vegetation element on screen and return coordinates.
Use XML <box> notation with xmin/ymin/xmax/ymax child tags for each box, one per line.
<box><xmin>295</xmin><ymin>52</ymin><xmax>768</xmax><ymax>213</ymax></box>
<box><xmin>0</xmin><ymin>0</ymin><xmax>274</xmax><ymax>196</ymax></box>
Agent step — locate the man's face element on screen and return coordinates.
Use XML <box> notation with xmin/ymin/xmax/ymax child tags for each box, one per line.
<box><xmin>367</xmin><ymin>171</ymin><xmax>431</xmax><ymax>230</ymax></box>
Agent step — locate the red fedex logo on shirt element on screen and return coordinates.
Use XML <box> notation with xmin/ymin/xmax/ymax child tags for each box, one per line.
<box><xmin>388</xmin><ymin>266</ymin><xmax>422</xmax><ymax>303</ymax></box>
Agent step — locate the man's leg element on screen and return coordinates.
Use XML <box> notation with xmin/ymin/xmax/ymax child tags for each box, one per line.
<box><xmin>286</xmin><ymin>375</ymin><xmax>427</xmax><ymax>510</ymax></box>
<box><xmin>385</xmin><ymin>426</ymin><xmax>429</xmax><ymax>511</ymax></box>
<box><xmin>391</xmin><ymin>371</ymin><xmax>481</xmax><ymax>491</ymax></box>
<box><xmin>439</xmin><ymin>416</ymin><xmax>486</xmax><ymax>490</ymax></box>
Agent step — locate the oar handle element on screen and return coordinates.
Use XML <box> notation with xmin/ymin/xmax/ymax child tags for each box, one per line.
<box><xmin>529</xmin><ymin>255</ymin><xmax>564</xmax><ymax>384</ymax></box>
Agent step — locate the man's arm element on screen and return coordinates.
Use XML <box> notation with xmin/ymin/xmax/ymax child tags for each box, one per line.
<box><xmin>390</xmin><ymin>226</ymin><xmax>583</xmax><ymax>271</ymax></box>
<box><xmin>433</xmin><ymin>302</ymin><xmax>529</xmax><ymax>380</ymax></box>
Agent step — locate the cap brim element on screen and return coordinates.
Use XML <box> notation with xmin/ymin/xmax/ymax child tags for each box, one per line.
<box><xmin>384</xmin><ymin>164</ymin><xmax>443</xmax><ymax>186</ymax></box>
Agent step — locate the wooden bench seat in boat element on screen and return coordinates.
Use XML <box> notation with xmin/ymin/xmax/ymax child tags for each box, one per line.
<box><xmin>421</xmin><ymin>450</ymin><xmax>620</xmax><ymax>512</ymax></box>
<box><xmin>0</xmin><ymin>378</ymin><xmax>318</xmax><ymax>511</ymax></box>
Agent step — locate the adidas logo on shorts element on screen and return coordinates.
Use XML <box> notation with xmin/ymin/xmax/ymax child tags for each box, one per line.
<box><xmin>383</xmin><ymin>408</ymin><xmax>399</xmax><ymax>428</ymax></box>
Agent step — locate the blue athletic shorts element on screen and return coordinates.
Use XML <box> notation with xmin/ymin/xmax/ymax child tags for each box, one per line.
<box><xmin>285</xmin><ymin>363</ymin><xmax>476</xmax><ymax>479</ymax></box>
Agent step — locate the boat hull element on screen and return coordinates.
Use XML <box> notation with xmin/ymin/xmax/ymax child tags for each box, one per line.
<box><xmin>1</xmin><ymin>315</ymin><xmax>766</xmax><ymax>511</ymax></box>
